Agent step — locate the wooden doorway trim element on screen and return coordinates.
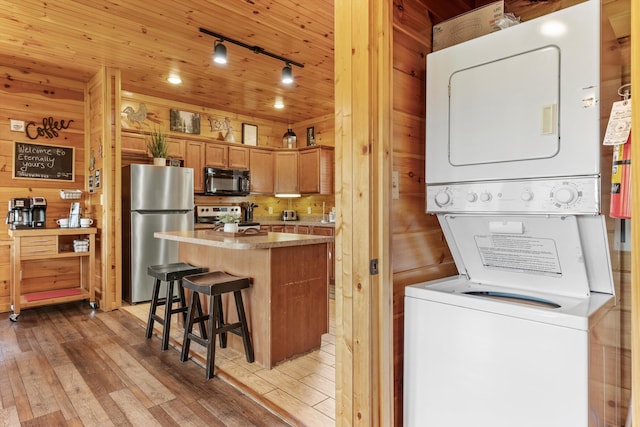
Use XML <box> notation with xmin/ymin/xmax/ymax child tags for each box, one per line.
<box><xmin>631</xmin><ymin>1</ymin><xmax>639</xmax><ymax>425</ymax></box>
<box><xmin>334</xmin><ymin>1</ymin><xmax>394</xmax><ymax>425</ymax></box>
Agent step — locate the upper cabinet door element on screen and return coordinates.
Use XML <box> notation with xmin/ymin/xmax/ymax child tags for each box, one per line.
<box><xmin>249</xmin><ymin>149</ymin><xmax>274</xmax><ymax>194</ymax></box>
<box><xmin>185</xmin><ymin>141</ymin><xmax>204</xmax><ymax>192</ymax></box>
<box><xmin>228</xmin><ymin>146</ymin><xmax>249</xmax><ymax>169</ymax></box>
<box><xmin>275</xmin><ymin>151</ymin><xmax>299</xmax><ymax>194</ymax></box>
<box><xmin>205</xmin><ymin>143</ymin><xmax>227</xmax><ymax>168</ymax></box>
<box><xmin>299</xmin><ymin>147</ymin><xmax>334</xmax><ymax>195</ymax></box>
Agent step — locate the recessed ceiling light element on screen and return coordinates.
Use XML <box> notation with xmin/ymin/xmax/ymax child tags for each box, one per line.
<box><xmin>167</xmin><ymin>75</ymin><xmax>182</xmax><ymax>85</ymax></box>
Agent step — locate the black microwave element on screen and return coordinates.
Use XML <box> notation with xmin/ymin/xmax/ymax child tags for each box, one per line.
<box><xmin>204</xmin><ymin>167</ymin><xmax>250</xmax><ymax>196</ymax></box>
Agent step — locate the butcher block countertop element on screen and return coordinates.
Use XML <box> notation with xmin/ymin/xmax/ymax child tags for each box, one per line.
<box><xmin>154</xmin><ymin>230</ymin><xmax>333</xmax><ymax>250</ymax></box>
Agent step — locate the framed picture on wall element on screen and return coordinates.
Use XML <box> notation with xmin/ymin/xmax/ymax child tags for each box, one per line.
<box><xmin>242</xmin><ymin>123</ymin><xmax>258</xmax><ymax>146</ymax></box>
<box><xmin>170</xmin><ymin>109</ymin><xmax>201</xmax><ymax>134</ymax></box>
<box><xmin>306</xmin><ymin>126</ymin><xmax>316</xmax><ymax>146</ymax></box>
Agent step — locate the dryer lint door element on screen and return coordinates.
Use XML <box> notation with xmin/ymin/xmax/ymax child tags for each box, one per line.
<box><xmin>438</xmin><ymin>214</ymin><xmax>614</xmax><ymax>299</ymax></box>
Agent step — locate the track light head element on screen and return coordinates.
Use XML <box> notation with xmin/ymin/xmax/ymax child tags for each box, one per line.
<box><xmin>213</xmin><ymin>40</ymin><xmax>227</xmax><ymax>64</ymax></box>
<box><xmin>281</xmin><ymin>63</ymin><xmax>293</xmax><ymax>84</ymax></box>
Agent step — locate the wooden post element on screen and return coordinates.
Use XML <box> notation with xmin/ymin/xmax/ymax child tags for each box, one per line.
<box><xmin>335</xmin><ymin>1</ymin><xmax>393</xmax><ymax>425</ymax></box>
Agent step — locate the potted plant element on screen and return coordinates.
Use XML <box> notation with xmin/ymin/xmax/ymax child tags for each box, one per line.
<box><xmin>146</xmin><ymin>127</ymin><xmax>168</xmax><ymax>165</ymax></box>
<box><xmin>218</xmin><ymin>212</ymin><xmax>240</xmax><ymax>233</ymax></box>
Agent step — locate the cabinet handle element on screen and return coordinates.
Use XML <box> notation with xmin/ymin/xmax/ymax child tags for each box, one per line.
<box><xmin>27</xmin><ymin>249</ymin><xmax>52</xmax><ymax>253</ymax></box>
<box><xmin>27</xmin><ymin>239</ymin><xmax>50</xmax><ymax>243</ymax></box>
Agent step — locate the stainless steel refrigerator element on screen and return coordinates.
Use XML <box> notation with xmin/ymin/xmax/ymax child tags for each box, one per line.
<box><xmin>122</xmin><ymin>164</ymin><xmax>194</xmax><ymax>303</ymax></box>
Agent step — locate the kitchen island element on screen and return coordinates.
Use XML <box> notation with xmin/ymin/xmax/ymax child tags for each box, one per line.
<box><xmin>154</xmin><ymin>230</ymin><xmax>332</xmax><ymax>368</ymax></box>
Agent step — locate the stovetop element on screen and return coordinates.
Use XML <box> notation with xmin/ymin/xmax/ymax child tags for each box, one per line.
<box><xmin>195</xmin><ymin>205</ymin><xmax>260</xmax><ymax>229</ymax></box>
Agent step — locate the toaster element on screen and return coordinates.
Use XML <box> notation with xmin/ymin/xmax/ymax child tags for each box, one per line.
<box><xmin>282</xmin><ymin>210</ymin><xmax>297</xmax><ymax>221</ymax></box>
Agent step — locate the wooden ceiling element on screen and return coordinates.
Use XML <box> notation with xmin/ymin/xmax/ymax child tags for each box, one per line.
<box><xmin>0</xmin><ymin>1</ymin><xmax>630</xmax><ymax>123</ymax></box>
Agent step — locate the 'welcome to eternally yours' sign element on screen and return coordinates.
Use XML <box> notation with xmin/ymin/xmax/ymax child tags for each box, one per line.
<box><xmin>13</xmin><ymin>141</ymin><xmax>74</xmax><ymax>181</ymax></box>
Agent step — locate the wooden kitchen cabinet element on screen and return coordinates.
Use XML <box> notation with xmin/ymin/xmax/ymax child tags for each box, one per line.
<box><xmin>228</xmin><ymin>145</ymin><xmax>250</xmax><ymax>169</ymax></box>
<box><xmin>204</xmin><ymin>143</ymin><xmax>226</xmax><ymax>168</ymax></box>
<box><xmin>275</xmin><ymin>151</ymin><xmax>299</xmax><ymax>194</ymax></box>
<box><xmin>299</xmin><ymin>146</ymin><xmax>334</xmax><ymax>195</ymax></box>
<box><xmin>205</xmin><ymin>142</ymin><xmax>249</xmax><ymax>169</ymax></box>
<box><xmin>185</xmin><ymin>140</ymin><xmax>205</xmax><ymax>192</ymax></box>
<box><xmin>311</xmin><ymin>226</ymin><xmax>335</xmax><ymax>284</ymax></box>
<box><xmin>250</xmin><ymin>149</ymin><xmax>275</xmax><ymax>194</ymax></box>
<box><xmin>8</xmin><ymin>228</ymin><xmax>97</xmax><ymax>321</ymax></box>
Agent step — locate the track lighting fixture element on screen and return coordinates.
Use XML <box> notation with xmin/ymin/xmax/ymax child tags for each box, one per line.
<box><xmin>199</xmin><ymin>28</ymin><xmax>303</xmax><ymax>83</ymax></box>
<box><xmin>281</xmin><ymin>63</ymin><xmax>293</xmax><ymax>84</ymax></box>
<box><xmin>213</xmin><ymin>40</ymin><xmax>227</xmax><ymax>64</ymax></box>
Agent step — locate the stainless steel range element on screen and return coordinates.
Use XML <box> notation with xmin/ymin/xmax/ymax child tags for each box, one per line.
<box><xmin>195</xmin><ymin>205</ymin><xmax>260</xmax><ymax>231</ymax></box>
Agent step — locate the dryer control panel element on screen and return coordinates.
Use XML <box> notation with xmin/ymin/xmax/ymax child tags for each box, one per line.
<box><xmin>427</xmin><ymin>177</ymin><xmax>600</xmax><ymax>214</ymax></box>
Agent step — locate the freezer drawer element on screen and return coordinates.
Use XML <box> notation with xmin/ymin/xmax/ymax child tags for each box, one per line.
<box><xmin>123</xmin><ymin>211</ymin><xmax>193</xmax><ymax>303</ymax></box>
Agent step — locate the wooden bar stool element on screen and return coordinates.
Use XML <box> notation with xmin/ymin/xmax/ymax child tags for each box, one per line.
<box><xmin>146</xmin><ymin>262</ymin><xmax>208</xmax><ymax>351</ymax></box>
<box><xmin>180</xmin><ymin>271</ymin><xmax>255</xmax><ymax>379</ymax></box>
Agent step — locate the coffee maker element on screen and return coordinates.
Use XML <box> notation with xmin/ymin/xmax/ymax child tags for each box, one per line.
<box><xmin>6</xmin><ymin>198</ymin><xmax>32</xmax><ymax>230</ymax></box>
<box><xmin>31</xmin><ymin>196</ymin><xmax>47</xmax><ymax>228</ymax></box>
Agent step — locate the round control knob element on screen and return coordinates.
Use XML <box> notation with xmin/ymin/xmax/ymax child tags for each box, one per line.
<box><xmin>521</xmin><ymin>191</ymin><xmax>534</xmax><ymax>202</ymax></box>
<box><xmin>466</xmin><ymin>192</ymin><xmax>478</xmax><ymax>203</ymax></box>
<box><xmin>479</xmin><ymin>192</ymin><xmax>492</xmax><ymax>202</ymax></box>
<box><xmin>434</xmin><ymin>190</ymin><xmax>452</xmax><ymax>207</ymax></box>
<box><xmin>554</xmin><ymin>187</ymin><xmax>577</xmax><ymax>205</ymax></box>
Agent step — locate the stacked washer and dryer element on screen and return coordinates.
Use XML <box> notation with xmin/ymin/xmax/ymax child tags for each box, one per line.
<box><xmin>404</xmin><ymin>1</ymin><xmax>619</xmax><ymax>426</ymax></box>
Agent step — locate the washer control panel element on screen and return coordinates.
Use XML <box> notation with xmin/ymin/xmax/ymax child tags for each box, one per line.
<box><xmin>426</xmin><ymin>177</ymin><xmax>600</xmax><ymax>214</ymax></box>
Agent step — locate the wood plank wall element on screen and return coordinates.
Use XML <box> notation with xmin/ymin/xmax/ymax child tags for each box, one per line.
<box><xmin>0</xmin><ymin>67</ymin><xmax>87</xmax><ymax>313</ymax></box>
<box><xmin>391</xmin><ymin>1</ymin><xmax>460</xmax><ymax>425</ymax></box>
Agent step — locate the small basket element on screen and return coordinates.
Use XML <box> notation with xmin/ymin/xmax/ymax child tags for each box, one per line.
<box><xmin>60</xmin><ymin>189</ymin><xmax>83</xmax><ymax>200</ymax></box>
<box><xmin>73</xmin><ymin>239</ymin><xmax>90</xmax><ymax>252</ymax></box>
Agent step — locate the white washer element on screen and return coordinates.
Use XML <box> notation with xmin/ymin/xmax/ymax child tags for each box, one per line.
<box><xmin>404</xmin><ymin>183</ymin><xmax>618</xmax><ymax>425</ymax></box>
<box><xmin>403</xmin><ymin>211</ymin><xmax>617</xmax><ymax>426</ymax></box>
<box><xmin>404</xmin><ymin>280</ymin><xmax>615</xmax><ymax>427</ymax></box>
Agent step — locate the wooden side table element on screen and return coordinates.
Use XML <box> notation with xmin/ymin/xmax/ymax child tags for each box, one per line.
<box><xmin>8</xmin><ymin>227</ymin><xmax>97</xmax><ymax>321</ymax></box>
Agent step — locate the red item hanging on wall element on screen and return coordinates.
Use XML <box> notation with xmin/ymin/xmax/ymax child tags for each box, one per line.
<box><xmin>610</xmin><ymin>131</ymin><xmax>631</xmax><ymax>219</ymax></box>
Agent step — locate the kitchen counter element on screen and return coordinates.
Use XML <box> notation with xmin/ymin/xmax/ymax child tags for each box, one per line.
<box><xmin>155</xmin><ymin>230</ymin><xmax>332</xmax><ymax>249</ymax></box>
<box><xmin>254</xmin><ymin>216</ymin><xmax>335</xmax><ymax>228</ymax></box>
<box><xmin>154</xmin><ymin>229</ymin><xmax>330</xmax><ymax>369</ymax></box>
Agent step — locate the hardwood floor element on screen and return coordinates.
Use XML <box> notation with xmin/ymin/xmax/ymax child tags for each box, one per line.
<box><xmin>0</xmin><ymin>302</ymin><xmax>292</xmax><ymax>426</ymax></box>
<box><xmin>120</xmin><ymin>299</ymin><xmax>336</xmax><ymax>427</ymax></box>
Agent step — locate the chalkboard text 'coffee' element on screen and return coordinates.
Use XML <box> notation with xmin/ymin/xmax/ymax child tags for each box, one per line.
<box><xmin>25</xmin><ymin>116</ymin><xmax>74</xmax><ymax>140</ymax></box>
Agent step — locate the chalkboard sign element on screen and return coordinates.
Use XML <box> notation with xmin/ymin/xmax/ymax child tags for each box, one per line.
<box><xmin>13</xmin><ymin>141</ymin><xmax>75</xmax><ymax>181</ymax></box>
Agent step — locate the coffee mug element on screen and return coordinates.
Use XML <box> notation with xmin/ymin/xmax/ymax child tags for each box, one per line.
<box><xmin>80</xmin><ymin>218</ymin><xmax>94</xmax><ymax>228</ymax></box>
<box><xmin>56</xmin><ymin>218</ymin><xmax>69</xmax><ymax>228</ymax></box>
